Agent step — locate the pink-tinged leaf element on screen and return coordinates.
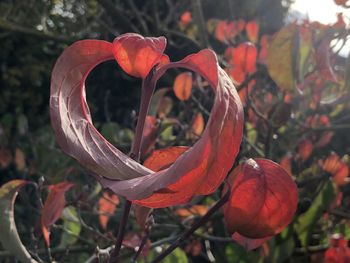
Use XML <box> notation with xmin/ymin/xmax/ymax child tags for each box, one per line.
<box><xmin>98</xmin><ymin>191</ymin><xmax>120</xmax><ymax>230</ymax></box>
<box><xmin>223</xmin><ymin>159</ymin><xmax>298</xmax><ymax>239</ymax></box>
<box><xmin>41</xmin><ymin>182</ymin><xmax>74</xmax><ymax>246</ymax></box>
<box><xmin>231</xmin><ymin>232</ymin><xmax>271</xmax><ymax>251</ymax></box>
<box><xmin>112</xmin><ymin>33</ymin><xmax>166</xmax><ymax>78</ymax></box>
<box><xmin>51</xmin><ymin>38</ymin><xmax>243</xmax><ymax>207</ymax></box>
<box><xmin>173</xmin><ymin>72</ymin><xmax>193</xmax><ymax>101</ymax></box>
<box><xmin>50</xmin><ymin>39</ymin><xmax>151</xmax><ymax>182</ymax></box>
<box><xmin>0</xmin><ymin>180</ymin><xmax>38</xmax><ymax>263</ymax></box>
<box><xmin>245</xmin><ymin>20</ymin><xmax>259</xmax><ymax>43</ymax></box>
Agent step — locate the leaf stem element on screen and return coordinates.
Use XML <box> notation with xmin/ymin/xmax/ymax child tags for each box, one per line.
<box><xmin>109</xmin><ymin>71</ymin><xmax>157</xmax><ymax>263</ymax></box>
<box><xmin>150</xmin><ymin>188</ymin><xmax>231</xmax><ymax>263</ymax></box>
<box><xmin>108</xmin><ymin>200</ymin><xmax>132</xmax><ymax>263</ymax></box>
<box><xmin>130</xmin><ymin>71</ymin><xmax>156</xmax><ymax>161</ymax></box>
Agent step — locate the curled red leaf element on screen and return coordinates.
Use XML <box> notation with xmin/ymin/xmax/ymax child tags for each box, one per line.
<box><xmin>223</xmin><ymin>159</ymin><xmax>298</xmax><ymax>241</ymax></box>
<box><xmin>112</xmin><ymin>33</ymin><xmax>166</xmax><ymax>78</ymax></box>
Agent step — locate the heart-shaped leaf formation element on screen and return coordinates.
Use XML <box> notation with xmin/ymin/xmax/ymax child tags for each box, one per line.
<box><xmin>50</xmin><ymin>34</ymin><xmax>243</xmax><ymax>208</ymax></box>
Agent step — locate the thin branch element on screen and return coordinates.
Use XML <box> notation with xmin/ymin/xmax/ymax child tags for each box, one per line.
<box><xmin>97</xmin><ymin>0</ymin><xmax>139</xmax><ymax>33</ymax></box>
<box><xmin>0</xmin><ymin>19</ymin><xmax>74</xmax><ymax>43</ymax></box>
<box><xmin>190</xmin><ymin>0</ymin><xmax>209</xmax><ymax>48</ymax></box>
<box><xmin>151</xmin><ymin>187</ymin><xmax>231</xmax><ymax>263</ymax></box>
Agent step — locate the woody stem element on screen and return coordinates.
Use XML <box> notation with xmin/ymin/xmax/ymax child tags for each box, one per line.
<box><xmin>109</xmin><ymin>73</ymin><xmax>156</xmax><ymax>263</ymax></box>
<box><xmin>151</xmin><ymin>188</ymin><xmax>231</xmax><ymax>263</ymax></box>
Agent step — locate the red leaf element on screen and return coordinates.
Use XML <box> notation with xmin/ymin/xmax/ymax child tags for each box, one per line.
<box><xmin>316</xmin><ymin>35</ymin><xmax>338</xmax><ymax>83</ymax></box>
<box><xmin>298</xmin><ymin>139</ymin><xmax>313</xmax><ymax>161</ymax></box>
<box><xmin>50</xmin><ymin>37</ymin><xmax>243</xmax><ymax>207</ymax></box>
<box><xmin>179</xmin><ymin>11</ymin><xmax>192</xmax><ymax>28</ymax></box>
<box><xmin>173</xmin><ymin>72</ymin><xmax>193</xmax><ymax>101</ymax></box>
<box><xmin>143</xmin><ymin>146</ymin><xmax>189</xmax><ymax>172</ymax></box>
<box><xmin>41</xmin><ymin>182</ymin><xmax>74</xmax><ymax>246</ymax></box>
<box><xmin>325</xmin><ymin>234</ymin><xmax>350</xmax><ymax>263</ymax></box>
<box><xmin>98</xmin><ymin>191</ymin><xmax>120</xmax><ymax>230</ymax></box>
<box><xmin>246</xmin><ymin>20</ymin><xmax>259</xmax><ymax>43</ymax></box>
<box><xmin>223</xmin><ymin>159</ymin><xmax>298</xmax><ymax>240</ymax></box>
<box><xmin>334</xmin><ymin>0</ymin><xmax>348</xmax><ymax>6</ymax></box>
<box><xmin>112</xmin><ymin>33</ymin><xmax>166</xmax><ymax>78</ymax></box>
<box><xmin>280</xmin><ymin>153</ymin><xmax>293</xmax><ymax>175</ymax></box>
<box><xmin>215</xmin><ymin>20</ymin><xmax>245</xmax><ymax>44</ymax></box>
<box><xmin>234</xmin><ymin>42</ymin><xmax>257</xmax><ymax>74</ymax></box>
<box><xmin>175</xmin><ymin>205</ymin><xmax>209</xmax><ymax>217</ymax></box>
<box><xmin>231</xmin><ymin>232</ymin><xmax>271</xmax><ymax>251</ymax></box>
<box><xmin>191</xmin><ymin>112</ymin><xmax>204</xmax><ymax>136</ymax></box>
<box><xmin>225</xmin><ymin>43</ymin><xmax>257</xmax><ymax>76</ymax></box>
<box><xmin>323</xmin><ymin>153</ymin><xmax>349</xmax><ymax>186</ymax></box>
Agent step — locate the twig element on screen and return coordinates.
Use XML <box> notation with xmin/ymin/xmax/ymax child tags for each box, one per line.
<box><xmin>108</xmin><ymin>201</ymin><xmax>132</xmax><ymax>263</ymax></box>
<box><xmin>0</xmin><ymin>19</ymin><xmax>74</xmax><ymax>43</ymax></box>
<box><xmin>131</xmin><ymin>225</ymin><xmax>151</xmax><ymax>263</ymax></box>
<box><xmin>190</xmin><ymin>0</ymin><xmax>209</xmax><ymax>48</ymax></box>
<box><xmin>126</xmin><ymin>0</ymin><xmax>149</xmax><ymax>34</ymax></box>
<box><xmin>151</xmin><ymin>187</ymin><xmax>231</xmax><ymax>263</ymax></box>
<box><xmin>0</xmin><ymin>246</ymin><xmax>94</xmax><ymax>258</ymax></box>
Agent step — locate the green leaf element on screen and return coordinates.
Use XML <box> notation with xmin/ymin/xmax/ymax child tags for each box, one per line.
<box><xmin>162</xmin><ymin>248</ymin><xmax>188</xmax><ymax>263</ymax></box>
<box><xmin>101</xmin><ymin>122</ymin><xmax>120</xmax><ymax>144</ymax></box>
<box><xmin>334</xmin><ymin>222</ymin><xmax>350</xmax><ymax>240</ymax></box>
<box><xmin>148</xmin><ymin>88</ymin><xmax>171</xmax><ymax>116</ymax></box>
<box><xmin>0</xmin><ymin>180</ymin><xmax>38</xmax><ymax>263</ymax></box>
<box><xmin>295</xmin><ymin>180</ymin><xmax>336</xmax><ymax>247</ymax></box>
<box><xmin>266</xmin><ymin>24</ymin><xmax>297</xmax><ymax>91</ymax></box>
<box><xmin>59</xmin><ymin>206</ymin><xmax>82</xmax><ymax>247</ymax></box>
<box><xmin>17</xmin><ymin>114</ymin><xmax>28</xmax><ymax>135</ymax></box>
<box><xmin>246</xmin><ymin>122</ymin><xmax>257</xmax><ymax>145</ymax></box>
<box><xmin>225</xmin><ymin>243</ymin><xmax>261</xmax><ymax>263</ymax></box>
<box><xmin>297</xmin><ymin>25</ymin><xmax>315</xmax><ymax>83</ymax></box>
<box><xmin>269</xmin><ymin>227</ymin><xmax>295</xmax><ymax>263</ymax></box>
